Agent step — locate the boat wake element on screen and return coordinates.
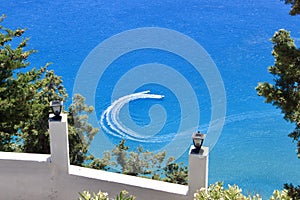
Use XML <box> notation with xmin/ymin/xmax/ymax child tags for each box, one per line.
<box><xmin>100</xmin><ymin>90</ymin><xmax>174</xmax><ymax>143</ymax></box>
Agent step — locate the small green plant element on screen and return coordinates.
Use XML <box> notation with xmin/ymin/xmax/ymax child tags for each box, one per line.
<box><xmin>194</xmin><ymin>182</ymin><xmax>293</xmax><ymax>200</ymax></box>
<box><xmin>283</xmin><ymin>183</ymin><xmax>300</xmax><ymax>200</ymax></box>
<box><xmin>270</xmin><ymin>189</ymin><xmax>291</xmax><ymax>200</ymax></box>
<box><xmin>78</xmin><ymin>190</ymin><xmax>109</xmax><ymax>200</ymax></box>
<box><xmin>194</xmin><ymin>182</ymin><xmax>261</xmax><ymax>200</ymax></box>
<box><xmin>78</xmin><ymin>182</ymin><xmax>294</xmax><ymax>200</ymax></box>
<box><xmin>78</xmin><ymin>190</ymin><xmax>135</xmax><ymax>200</ymax></box>
<box><xmin>115</xmin><ymin>190</ymin><xmax>135</xmax><ymax>200</ymax></box>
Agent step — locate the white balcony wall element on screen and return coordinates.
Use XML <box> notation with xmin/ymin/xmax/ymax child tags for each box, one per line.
<box><xmin>0</xmin><ymin>114</ymin><xmax>208</xmax><ymax>200</ymax></box>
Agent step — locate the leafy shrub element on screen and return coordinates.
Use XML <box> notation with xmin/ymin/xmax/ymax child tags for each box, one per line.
<box><xmin>283</xmin><ymin>183</ymin><xmax>300</xmax><ymax>200</ymax></box>
<box><xmin>270</xmin><ymin>189</ymin><xmax>291</xmax><ymax>200</ymax></box>
<box><xmin>194</xmin><ymin>182</ymin><xmax>292</xmax><ymax>200</ymax></box>
<box><xmin>194</xmin><ymin>182</ymin><xmax>261</xmax><ymax>200</ymax></box>
<box><xmin>78</xmin><ymin>190</ymin><xmax>109</xmax><ymax>200</ymax></box>
<box><xmin>79</xmin><ymin>182</ymin><xmax>294</xmax><ymax>200</ymax></box>
<box><xmin>107</xmin><ymin>139</ymin><xmax>189</xmax><ymax>185</ymax></box>
<box><xmin>163</xmin><ymin>161</ymin><xmax>188</xmax><ymax>185</ymax></box>
<box><xmin>78</xmin><ymin>190</ymin><xmax>135</xmax><ymax>200</ymax></box>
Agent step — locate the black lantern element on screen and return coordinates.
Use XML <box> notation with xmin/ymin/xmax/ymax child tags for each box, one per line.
<box><xmin>191</xmin><ymin>131</ymin><xmax>206</xmax><ymax>154</ymax></box>
<box><xmin>50</xmin><ymin>100</ymin><xmax>63</xmax><ymax>121</ymax></box>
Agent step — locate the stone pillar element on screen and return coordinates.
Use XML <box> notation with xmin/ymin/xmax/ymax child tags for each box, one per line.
<box><xmin>188</xmin><ymin>145</ymin><xmax>209</xmax><ymax>197</ymax></box>
<box><xmin>49</xmin><ymin>113</ymin><xmax>69</xmax><ymax>173</ymax></box>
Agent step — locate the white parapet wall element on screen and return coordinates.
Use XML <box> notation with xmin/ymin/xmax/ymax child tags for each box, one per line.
<box><xmin>0</xmin><ymin>152</ymin><xmax>52</xmax><ymax>199</ymax></box>
<box><xmin>0</xmin><ymin>114</ymin><xmax>208</xmax><ymax>200</ymax></box>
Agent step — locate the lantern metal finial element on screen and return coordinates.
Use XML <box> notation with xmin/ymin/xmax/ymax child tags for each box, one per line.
<box><xmin>191</xmin><ymin>131</ymin><xmax>206</xmax><ymax>154</ymax></box>
<box><xmin>50</xmin><ymin>100</ymin><xmax>63</xmax><ymax>121</ymax></box>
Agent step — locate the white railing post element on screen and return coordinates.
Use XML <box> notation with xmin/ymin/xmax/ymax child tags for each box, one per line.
<box><xmin>188</xmin><ymin>145</ymin><xmax>209</xmax><ymax>197</ymax></box>
<box><xmin>49</xmin><ymin>113</ymin><xmax>70</xmax><ymax>173</ymax></box>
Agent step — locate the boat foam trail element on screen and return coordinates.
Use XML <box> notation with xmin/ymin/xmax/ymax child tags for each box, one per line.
<box><xmin>100</xmin><ymin>91</ymin><xmax>166</xmax><ymax>142</ymax></box>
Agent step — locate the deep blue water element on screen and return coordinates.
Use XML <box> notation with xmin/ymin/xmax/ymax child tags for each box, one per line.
<box><xmin>1</xmin><ymin>0</ymin><xmax>300</xmax><ymax>198</ymax></box>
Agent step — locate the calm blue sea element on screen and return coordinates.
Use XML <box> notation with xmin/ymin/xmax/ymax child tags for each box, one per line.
<box><xmin>1</xmin><ymin>0</ymin><xmax>300</xmax><ymax>198</ymax></box>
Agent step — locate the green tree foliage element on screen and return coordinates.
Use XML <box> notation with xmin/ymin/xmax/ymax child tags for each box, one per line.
<box><xmin>0</xmin><ymin>16</ymin><xmax>188</xmax><ymax>185</ymax></box>
<box><xmin>68</xmin><ymin>94</ymin><xmax>99</xmax><ymax>166</ymax></box>
<box><xmin>283</xmin><ymin>0</ymin><xmax>300</xmax><ymax>15</ymax></box>
<box><xmin>283</xmin><ymin>183</ymin><xmax>300</xmax><ymax>200</ymax></box>
<box><xmin>0</xmin><ymin>15</ymin><xmax>99</xmax><ymax>167</ymax></box>
<box><xmin>108</xmin><ymin>139</ymin><xmax>188</xmax><ymax>185</ymax></box>
<box><xmin>87</xmin><ymin>151</ymin><xmax>111</xmax><ymax>170</ymax></box>
<box><xmin>111</xmin><ymin>139</ymin><xmax>166</xmax><ymax>177</ymax></box>
<box><xmin>256</xmin><ymin>29</ymin><xmax>300</xmax><ymax>157</ymax></box>
<box><xmin>0</xmin><ymin>14</ymin><xmax>67</xmax><ymax>153</ymax></box>
<box><xmin>163</xmin><ymin>159</ymin><xmax>188</xmax><ymax>185</ymax></box>
<box><xmin>257</xmin><ymin>2</ymin><xmax>300</xmax><ymax>199</ymax></box>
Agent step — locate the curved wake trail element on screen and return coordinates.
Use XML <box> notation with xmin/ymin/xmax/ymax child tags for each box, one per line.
<box><xmin>100</xmin><ymin>90</ymin><xmax>169</xmax><ymax>142</ymax></box>
<box><xmin>100</xmin><ymin>90</ymin><xmax>280</xmax><ymax>146</ymax></box>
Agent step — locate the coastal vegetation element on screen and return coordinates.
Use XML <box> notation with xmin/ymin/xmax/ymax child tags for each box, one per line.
<box><xmin>1</xmin><ymin>0</ymin><xmax>300</xmax><ymax>199</ymax></box>
<box><xmin>95</xmin><ymin>139</ymin><xmax>188</xmax><ymax>185</ymax></box>
<box><xmin>0</xmin><ymin>14</ymin><xmax>188</xmax><ymax>185</ymax></box>
<box><xmin>78</xmin><ymin>182</ymin><xmax>292</xmax><ymax>200</ymax></box>
<box><xmin>256</xmin><ymin>29</ymin><xmax>300</xmax><ymax>158</ymax></box>
<box><xmin>78</xmin><ymin>190</ymin><xmax>135</xmax><ymax>200</ymax></box>
<box><xmin>283</xmin><ymin>0</ymin><xmax>300</xmax><ymax>15</ymax></box>
<box><xmin>194</xmin><ymin>182</ymin><xmax>288</xmax><ymax>200</ymax></box>
<box><xmin>256</xmin><ymin>0</ymin><xmax>300</xmax><ymax>198</ymax></box>
<box><xmin>0</xmin><ymin>14</ymin><xmax>98</xmax><ymax>167</ymax></box>
<box><xmin>256</xmin><ymin>0</ymin><xmax>300</xmax><ymax>159</ymax></box>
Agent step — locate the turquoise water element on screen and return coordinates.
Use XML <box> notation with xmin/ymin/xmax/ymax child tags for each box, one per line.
<box><xmin>2</xmin><ymin>0</ymin><xmax>300</xmax><ymax>198</ymax></box>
